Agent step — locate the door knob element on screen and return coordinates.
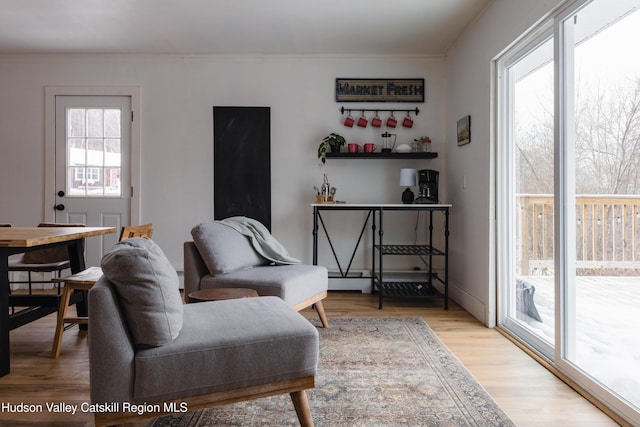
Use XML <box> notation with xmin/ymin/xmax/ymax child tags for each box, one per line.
<box><xmin>55</xmin><ymin>204</ymin><xmax>65</xmax><ymax>211</ymax></box>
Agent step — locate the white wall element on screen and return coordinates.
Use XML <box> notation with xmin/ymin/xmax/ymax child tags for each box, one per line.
<box><xmin>0</xmin><ymin>0</ymin><xmax>569</xmax><ymax>326</ymax></box>
<box><xmin>0</xmin><ymin>54</ymin><xmax>446</xmax><ymax>278</ymax></box>
<box><xmin>444</xmin><ymin>0</ymin><xmax>564</xmax><ymax>325</ymax></box>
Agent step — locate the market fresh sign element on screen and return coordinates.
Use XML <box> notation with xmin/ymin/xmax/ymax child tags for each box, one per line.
<box><xmin>335</xmin><ymin>78</ymin><xmax>425</xmax><ymax>102</ymax></box>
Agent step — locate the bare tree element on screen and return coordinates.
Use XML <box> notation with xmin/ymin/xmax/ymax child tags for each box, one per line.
<box><xmin>517</xmin><ymin>76</ymin><xmax>640</xmax><ymax>195</ymax></box>
<box><xmin>575</xmin><ymin>77</ymin><xmax>640</xmax><ymax>194</ymax></box>
<box><xmin>515</xmin><ymin>81</ymin><xmax>554</xmax><ymax>194</ymax></box>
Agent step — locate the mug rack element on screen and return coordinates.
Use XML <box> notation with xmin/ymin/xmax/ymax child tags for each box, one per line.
<box><xmin>341</xmin><ymin>106</ymin><xmax>420</xmax><ymax>128</ymax></box>
<box><xmin>340</xmin><ymin>107</ymin><xmax>420</xmax><ymax>116</ymax></box>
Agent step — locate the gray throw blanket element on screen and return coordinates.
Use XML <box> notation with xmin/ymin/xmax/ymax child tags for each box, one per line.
<box><xmin>217</xmin><ymin>216</ymin><xmax>301</xmax><ymax>265</ymax></box>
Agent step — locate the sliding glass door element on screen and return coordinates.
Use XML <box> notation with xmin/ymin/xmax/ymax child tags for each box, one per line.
<box><xmin>559</xmin><ymin>0</ymin><xmax>640</xmax><ymax>413</ymax></box>
<box><xmin>498</xmin><ymin>0</ymin><xmax>640</xmax><ymax>422</ymax></box>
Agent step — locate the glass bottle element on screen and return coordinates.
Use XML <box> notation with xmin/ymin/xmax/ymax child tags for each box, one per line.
<box><xmin>321</xmin><ymin>174</ymin><xmax>330</xmax><ymax>202</ymax></box>
<box><xmin>421</xmin><ymin>137</ymin><xmax>432</xmax><ymax>152</ymax></box>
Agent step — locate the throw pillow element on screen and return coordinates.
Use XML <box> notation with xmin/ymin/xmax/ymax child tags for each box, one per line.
<box><xmin>191</xmin><ymin>222</ymin><xmax>268</xmax><ymax>276</ymax></box>
<box><xmin>101</xmin><ymin>237</ymin><xmax>183</xmax><ymax>348</ymax></box>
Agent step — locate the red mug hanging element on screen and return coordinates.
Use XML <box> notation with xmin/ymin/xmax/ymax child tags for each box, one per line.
<box><xmin>357</xmin><ymin>112</ymin><xmax>368</xmax><ymax>128</ymax></box>
<box><xmin>386</xmin><ymin>113</ymin><xmax>397</xmax><ymax>128</ymax></box>
<box><xmin>402</xmin><ymin>113</ymin><xmax>414</xmax><ymax>128</ymax></box>
<box><xmin>371</xmin><ymin>112</ymin><xmax>382</xmax><ymax>128</ymax></box>
<box><xmin>344</xmin><ymin>112</ymin><xmax>355</xmax><ymax>127</ymax></box>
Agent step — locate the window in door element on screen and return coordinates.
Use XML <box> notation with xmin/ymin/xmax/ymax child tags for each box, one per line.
<box><xmin>66</xmin><ymin>107</ymin><xmax>122</xmax><ymax>197</ymax></box>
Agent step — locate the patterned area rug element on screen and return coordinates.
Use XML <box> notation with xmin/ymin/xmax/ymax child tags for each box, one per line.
<box><xmin>152</xmin><ymin>317</ymin><xmax>514</xmax><ymax>426</ymax></box>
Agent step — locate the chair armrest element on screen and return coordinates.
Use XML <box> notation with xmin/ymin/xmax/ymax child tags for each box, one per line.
<box><xmin>88</xmin><ymin>278</ymin><xmax>136</xmax><ymax>404</ymax></box>
<box><xmin>183</xmin><ymin>241</ymin><xmax>209</xmax><ymax>298</ymax></box>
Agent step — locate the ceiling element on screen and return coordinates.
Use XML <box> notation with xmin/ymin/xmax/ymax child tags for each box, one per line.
<box><xmin>0</xmin><ymin>0</ymin><xmax>491</xmax><ymax>55</ymax></box>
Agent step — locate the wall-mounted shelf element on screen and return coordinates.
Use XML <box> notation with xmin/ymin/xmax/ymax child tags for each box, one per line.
<box><xmin>326</xmin><ymin>152</ymin><xmax>437</xmax><ymax>159</ymax></box>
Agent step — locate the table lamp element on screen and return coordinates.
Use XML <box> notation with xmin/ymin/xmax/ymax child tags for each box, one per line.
<box><xmin>400</xmin><ymin>168</ymin><xmax>417</xmax><ymax>204</ymax></box>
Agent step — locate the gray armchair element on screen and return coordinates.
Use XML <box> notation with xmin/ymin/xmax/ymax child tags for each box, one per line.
<box><xmin>184</xmin><ymin>221</ymin><xmax>329</xmax><ymax>327</ymax></box>
<box><xmin>89</xmin><ymin>238</ymin><xmax>318</xmax><ymax>426</ymax></box>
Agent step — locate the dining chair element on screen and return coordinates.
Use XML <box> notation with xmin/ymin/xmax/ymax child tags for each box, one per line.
<box><xmin>119</xmin><ymin>223</ymin><xmax>154</xmax><ymax>241</ymax></box>
<box><xmin>51</xmin><ymin>223</ymin><xmax>153</xmax><ymax>357</ymax></box>
<box><xmin>7</xmin><ymin>223</ymin><xmax>85</xmax><ymax>295</ymax></box>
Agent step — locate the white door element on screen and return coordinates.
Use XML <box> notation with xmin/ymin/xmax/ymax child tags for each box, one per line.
<box><xmin>55</xmin><ymin>95</ymin><xmax>131</xmax><ymax>266</ymax></box>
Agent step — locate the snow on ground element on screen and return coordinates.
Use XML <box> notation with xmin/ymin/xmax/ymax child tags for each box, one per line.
<box><xmin>519</xmin><ymin>275</ymin><xmax>640</xmax><ymax>409</ymax></box>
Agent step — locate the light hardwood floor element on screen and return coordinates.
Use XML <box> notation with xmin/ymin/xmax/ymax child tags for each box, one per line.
<box><xmin>0</xmin><ymin>291</ymin><xmax>623</xmax><ymax>426</ymax></box>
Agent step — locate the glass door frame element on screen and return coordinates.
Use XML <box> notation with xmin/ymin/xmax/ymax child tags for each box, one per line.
<box><xmin>496</xmin><ymin>21</ymin><xmax>555</xmax><ymax>362</ymax></box>
<box><xmin>497</xmin><ymin>0</ymin><xmax>640</xmax><ymax>422</ymax></box>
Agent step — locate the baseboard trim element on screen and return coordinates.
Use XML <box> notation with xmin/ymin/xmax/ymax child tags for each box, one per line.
<box><xmin>327</xmin><ymin>270</ymin><xmax>372</xmax><ymax>293</ymax></box>
<box><xmin>448</xmin><ymin>281</ymin><xmax>487</xmax><ymax>325</ymax></box>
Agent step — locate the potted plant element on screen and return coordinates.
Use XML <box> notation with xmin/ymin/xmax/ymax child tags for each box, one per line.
<box><xmin>318</xmin><ymin>133</ymin><xmax>346</xmax><ymax>164</ymax></box>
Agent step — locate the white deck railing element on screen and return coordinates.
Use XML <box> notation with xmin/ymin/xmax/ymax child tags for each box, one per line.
<box><xmin>517</xmin><ymin>195</ymin><xmax>640</xmax><ymax>275</ymax></box>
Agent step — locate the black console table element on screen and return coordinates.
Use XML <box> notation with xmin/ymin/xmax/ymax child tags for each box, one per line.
<box><xmin>312</xmin><ymin>203</ymin><xmax>451</xmax><ymax>309</ymax></box>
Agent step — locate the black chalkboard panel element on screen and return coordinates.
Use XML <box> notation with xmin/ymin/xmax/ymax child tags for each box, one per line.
<box><xmin>213</xmin><ymin>107</ymin><xmax>271</xmax><ymax>230</ymax></box>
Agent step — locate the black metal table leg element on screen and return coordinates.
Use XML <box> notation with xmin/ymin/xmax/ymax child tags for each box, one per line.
<box><xmin>378</xmin><ymin>208</ymin><xmax>384</xmax><ymax>309</ymax></box>
<box><xmin>0</xmin><ymin>252</ymin><xmax>10</xmax><ymax>376</ymax></box>
<box><xmin>444</xmin><ymin>209</ymin><xmax>449</xmax><ymax>310</ymax></box>
<box><xmin>312</xmin><ymin>206</ymin><xmax>318</xmax><ymax>265</ymax></box>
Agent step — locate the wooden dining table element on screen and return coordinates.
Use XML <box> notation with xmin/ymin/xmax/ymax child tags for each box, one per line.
<box><xmin>0</xmin><ymin>226</ymin><xmax>116</xmax><ymax>377</ymax></box>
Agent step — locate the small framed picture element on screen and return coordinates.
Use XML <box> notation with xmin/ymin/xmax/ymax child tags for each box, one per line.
<box><xmin>457</xmin><ymin>115</ymin><xmax>470</xmax><ymax>146</ymax></box>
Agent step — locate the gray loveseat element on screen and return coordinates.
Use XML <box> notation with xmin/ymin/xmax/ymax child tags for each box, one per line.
<box><xmin>184</xmin><ymin>220</ymin><xmax>329</xmax><ymax>327</ymax></box>
<box><xmin>89</xmin><ymin>238</ymin><xmax>319</xmax><ymax>426</ymax></box>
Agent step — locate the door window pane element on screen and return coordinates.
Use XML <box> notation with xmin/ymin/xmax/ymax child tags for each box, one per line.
<box><xmin>564</xmin><ymin>1</ymin><xmax>640</xmax><ymax>409</ymax></box>
<box><xmin>68</xmin><ymin>109</ymin><xmax>85</xmax><ymax>137</ymax></box>
<box><xmin>510</xmin><ymin>37</ymin><xmax>556</xmax><ymax>347</ymax></box>
<box><xmin>104</xmin><ymin>109</ymin><xmax>121</xmax><ymax>138</ymax></box>
<box><xmin>105</xmin><ymin>139</ymin><xmax>121</xmax><ymax>167</ymax></box>
<box><xmin>66</xmin><ymin>108</ymin><xmax>121</xmax><ymax>197</ymax></box>
<box><xmin>86</xmin><ymin>109</ymin><xmax>104</xmax><ymax>137</ymax></box>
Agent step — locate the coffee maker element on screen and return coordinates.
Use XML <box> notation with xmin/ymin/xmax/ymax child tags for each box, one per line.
<box><xmin>414</xmin><ymin>169</ymin><xmax>439</xmax><ymax>204</ymax></box>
